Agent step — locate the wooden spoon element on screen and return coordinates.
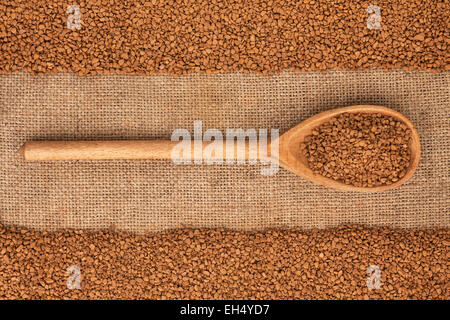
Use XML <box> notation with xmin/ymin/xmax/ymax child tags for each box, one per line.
<box><xmin>19</xmin><ymin>105</ymin><xmax>420</xmax><ymax>192</ymax></box>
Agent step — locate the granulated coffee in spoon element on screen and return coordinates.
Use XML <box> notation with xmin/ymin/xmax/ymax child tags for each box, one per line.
<box><xmin>301</xmin><ymin>113</ymin><xmax>412</xmax><ymax>188</ymax></box>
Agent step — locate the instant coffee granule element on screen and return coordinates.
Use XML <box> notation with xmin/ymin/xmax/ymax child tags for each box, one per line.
<box><xmin>0</xmin><ymin>224</ymin><xmax>448</xmax><ymax>300</ymax></box>
<box><xmin>0</xmin><ymin>0</ymin><xmax>448</xmax><ymax>75</ymax></box>
<box><xmin>302</xmin><ymin>113</ymin><xmax>412</xmax><ymax>187</ymax></box>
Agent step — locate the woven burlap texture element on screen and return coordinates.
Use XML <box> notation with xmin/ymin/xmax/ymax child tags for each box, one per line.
<box><xmin>1</xmin><ymin>71</ymin><xmax>449</xmax><ymax>233</ymax></box>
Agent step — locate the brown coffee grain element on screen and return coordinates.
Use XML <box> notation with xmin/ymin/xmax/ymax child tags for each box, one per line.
<box><xmin>0</xmin><ymin>0</ymin><xmax>448</xmax><ymax>75</ymax></box>
<box><xmin>302</xmin><ymin>113</ymin><xmax>412</xmax><ymax>187</ymax></box>
<box><xmin>0</xmin><ymin>224</ymin><xmax>448</xmax><ymax>300</ymax></box>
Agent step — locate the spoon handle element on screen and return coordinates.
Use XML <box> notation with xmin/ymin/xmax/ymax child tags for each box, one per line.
<box><xmin>20</xmin><ymin>140</ymin><xmax>271</xmax><ymax>161</ymax></box>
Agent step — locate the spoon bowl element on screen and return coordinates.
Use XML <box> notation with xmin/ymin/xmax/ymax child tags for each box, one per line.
<box><xmin>275</xmin><ymin>105</ymin><xmax>421</xmax><ymax>192</ymax></box>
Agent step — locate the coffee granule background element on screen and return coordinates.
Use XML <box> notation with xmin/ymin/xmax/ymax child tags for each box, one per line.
<box><xmin>0</xmin><ymin>224</ymin><xmax>447</xmax><ymax>300</ymax></box>
<box><xmin>0</xmin><ymin>0</ymin><xmax>448</xmax><ymax>75</ymax></box>
<box><xmin>302</xmin><ymin>112</ymin><xmax>412</xmax><ymax>187</ymax></box>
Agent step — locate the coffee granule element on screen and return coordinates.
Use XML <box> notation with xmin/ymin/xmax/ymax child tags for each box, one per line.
<box><xmin>0</xmin><ymin>224</ymin><xmax>447</xmax><ymax>300</ymax></box>
<box><xmin>302</xmin><ymin>113</ymin><xmax>412</xmax><ymax>187</ymax></box>
<box><xmin>0</xmin><ymin>0</ymin><xmax>448</xmax><ymax>75</ymax></box>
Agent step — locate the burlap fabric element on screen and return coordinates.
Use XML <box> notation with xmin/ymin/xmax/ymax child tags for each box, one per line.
<box><xmin>0</xmin><ymin>71</ymin><xmax>448</xmax><ymax>233</ymax></box>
